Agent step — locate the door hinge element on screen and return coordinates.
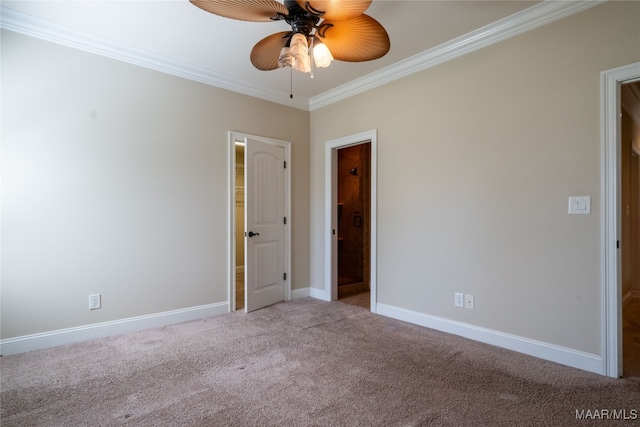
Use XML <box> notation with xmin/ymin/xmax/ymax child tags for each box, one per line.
<box><xmin>283</xmin><ymin>272</ymin><xmax>287</xmax><ymax>281</ymax></box>
<box><xmin>617</xmin><ymin>240</ymin><xmax>620</xmax><ymax>249</ymax></box>
<box><xmin>284</xmin><ymin>216</ymin><xmax>287</xmax><ymax>225</ymax></box>
<box><xmin>284</xmin><ymin>161</ymin><xmax>287</xmax><ymax>169</ymax></box>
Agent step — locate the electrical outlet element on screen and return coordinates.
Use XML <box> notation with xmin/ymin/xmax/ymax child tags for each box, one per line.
<box><xmin>454</xmin><ymin>292</ymin><xmax>464</xmax><ymax>307</ymax></box>
<box><xmin>89</xmin><ymin>294</ymin><xmax>101</xmax><ymax>310</ymax></box>
<box><xmin>464</xmin><ymin>294</ymin><xmax>474</xmax><ymax>309</ymax></box>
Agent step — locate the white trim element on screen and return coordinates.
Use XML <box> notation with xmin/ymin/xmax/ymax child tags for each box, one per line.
<box><xmin>309</xmin><ymin>286</ymin><xmax>328</xmax><ymax>301</ymax></box>
<box><xmin>376</xmin><ymin>303</ymin><xmax>603</xmax><ymax>375</ymax></box>
<box><xmin>228</xmin><ymin>131</ymin><xmax>292</xmax><ymax>312</ymax></box>
<box><xmin>324</xmin><ymin>130</ymin><xmax>378</xmax><ymax>312</ymax></box>
<box><xmin>309</xmin><ymin>0</ymin><xmax>604</xmax><ymax>110</ymax></box>
<box><xmin>601</xmin><ymin>62</ymin><xmax>640</xmax><ymax>378</ymax></box>
<box><xmin>0</xmin><ymin>2</ymin><xmax>603</xmax><ymax>112</ymax></box>
<box><xmin>291</xmin><ymin>287</ymin><xmax>310</xmax><ymax>299</ymax></box>
<box><xmin>229</xmin><ymin>133</ymin><xmax>239</xmax><ymax>312</ymax></box>
<box><xmin>0</xmin><ymin>302</ymin><xmax>228</xmax><ymax>356</ymax></box>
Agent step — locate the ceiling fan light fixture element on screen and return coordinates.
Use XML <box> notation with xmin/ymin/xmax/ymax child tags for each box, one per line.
<box><xmin>278</xmin><ymin>44</ymin><xmax>292</xmax><ymax>68</ymax></box>
<box><xmin>290</xmin><ymin>33</ymin><xmax>311</xmax><ymax>73</ymax></box>
<box><xmin>191</xmin><ymin>0</ymin><xmax>390</xmax><ymax>79</ymax></box>
<box><xmin>278</xmin><ymin>46</ymin><xmax>292</xmax><ymax>68</ymax></box>
<box><xmin>312</xmin><ymin>40</ymin><xmax>333</xmax><ymax>68</ymax></box>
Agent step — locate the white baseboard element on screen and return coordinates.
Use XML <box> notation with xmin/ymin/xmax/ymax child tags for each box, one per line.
<box><xmin>309</xmin><ymin>286</ymin><xmax>329</xmax><ymax>301</ymax></box>
<box><xmin>291</xmin><ymin>287</ymin><xmax>330</xmax><ymax>300</ymax></box>
<box><xmin>0</xmin><ymin>302</ymin><xmax>228</xmax><ymax>356</ymax></box>
<box><xmin>376</xmin><ymin>302</ymin><xmax>603</xmax><ymax>375</ymax></box>
<box><xmin>293</xmin><ymin>287</ymin><xmax>331</xmax><ymax>301</ymax></box>
<box><xmin>291</xmin><ymin>287</ymin><xmax>310</xmax><ymax>299</ymax></box>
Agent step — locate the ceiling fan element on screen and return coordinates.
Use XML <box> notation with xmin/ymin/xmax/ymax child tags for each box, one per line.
<box><xmin>189</xmin><ymin>0</ymin><xmax>390</xmax><ymax>74</ymax></box>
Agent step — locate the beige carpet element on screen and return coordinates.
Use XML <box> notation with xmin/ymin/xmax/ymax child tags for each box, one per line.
<box><xmin>2</xmin><ymin>298</ymin><xmax>639</xmax><ymax>426</ymax></box>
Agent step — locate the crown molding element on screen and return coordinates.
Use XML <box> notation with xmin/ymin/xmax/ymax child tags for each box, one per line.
<box><xmin>0</xmin><ymin>7</ymin><xmax>309</xmax><ymax>111</ymax></box>
<box><xmin>309</xmin><ymin>0</ymin><xmax>606</xmax><ymax>111</ymax></box>
<box><xmin>1</xmin><ymin>1</ymin><xmax>604</xmax><ymax>112</ymax></box>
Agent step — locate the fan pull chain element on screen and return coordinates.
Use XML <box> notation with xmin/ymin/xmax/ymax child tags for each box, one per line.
<box><xmin>309</xmin><ymin>37</ymin><xmax>315</xmax><ymax>79</ymax></box>
<box><xmin>290</xmin><ymin>66</ymin><xmax>293</xmax><ymax>99</ymax></box>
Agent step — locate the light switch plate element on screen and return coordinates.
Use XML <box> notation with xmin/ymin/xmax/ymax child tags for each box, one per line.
<box><xmin>454</xmin><ymin>292</ymin><xmax>464</xmax><ymax>307</ymax></box>
<box><xmin>89</xmin><ymin>294</ymin><xmax>101</xmax><ymax>310</ymax></box>
<box><xmin>568</xmin><ymin>196</ymin><xmax>590</xmax><ymax>215</ymax></box>
<box><xmin>464</xmin><ymin>294</ymin><xmax>474</xmax><ymax>309</ymax></box>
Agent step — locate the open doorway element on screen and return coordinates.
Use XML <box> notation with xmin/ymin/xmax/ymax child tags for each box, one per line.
<box><xmin>336</xmin><ymin>143</ymin><xmax>371</xmax><ymax>309</ymax></box>
<box><xmin>602</xmin><ymin>63</ymin><xmax>640</xmax><ymax>378</ymax></box>
<box><xmin>235</xmin><ymin>141</ymin><xmax>245</xmax><ymax>311</ymax></box>
<box><xmin>621</xmin><ymin>82</ymin><xmax>640</xmax><ymax>378</ymax></box>
<box><xmin>325</xmin><ymin>130</ymin><xmax>378</xmax><ymax>312</ymax></box>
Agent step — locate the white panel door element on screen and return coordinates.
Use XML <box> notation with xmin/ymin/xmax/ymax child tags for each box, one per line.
<box><xmin>245</xmin><ymin>137</ymin><xmax>286</xmax><ymax>312</ymax></box>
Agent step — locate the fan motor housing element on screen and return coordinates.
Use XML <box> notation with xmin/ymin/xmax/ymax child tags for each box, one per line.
<box><xmin>285</xmin><ymin>1</ymin><xmax>321</xmax><ymax>35</ymax></box>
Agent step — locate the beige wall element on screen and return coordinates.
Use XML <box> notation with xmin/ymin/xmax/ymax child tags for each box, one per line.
<box><xmin>309</xmin><ymin>1</ymin><xmax>639</xmax><ymax>354</ymax></box>
<box><xmin>1</xmin><ymin>30</ymin><xmax>310</xmax><ymax>338</ymax></box>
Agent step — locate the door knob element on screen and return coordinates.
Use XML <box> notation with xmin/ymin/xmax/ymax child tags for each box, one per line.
<box><xmin>248</xmin><ymin>231</ymin><xmax>260</xmax><ymax>237</ymax></box>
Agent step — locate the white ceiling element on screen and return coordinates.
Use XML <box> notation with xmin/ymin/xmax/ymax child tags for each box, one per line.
<box><xmin>1</xmin><ymin>1</ymin><xmax>601</xmax><ymax>110</ymax></box>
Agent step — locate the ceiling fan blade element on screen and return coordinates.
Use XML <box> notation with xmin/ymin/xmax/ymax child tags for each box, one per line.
<box><xmin>317</xmin><ymin>15</ymin><xmax>390</xmax><ymax>62</ymax></box>
<box><xmin>296</xmin><ymin>0</ymin><xmax>371</xmax><ymax>21</ymax></box>
<box><xmin>190</xmin><ymin>0</ymin><xmax>288</xmax><ymax>22</ymax></box>
<box><xmin>251</xmin><ymin>31</ymin><xmax>291</xmax><ymax>70</ymax></box>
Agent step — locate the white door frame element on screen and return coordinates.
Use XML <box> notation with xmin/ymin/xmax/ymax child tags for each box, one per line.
<box><xmin>324</xmin><ymin>130</ymin><xmax>378</xmax><ymax>312</ymax></box>
<box><xmin>601</xmin><ymin>62</ymin><xmax>640</xmax><ymax>377</ymax></box>
<box><xmin>228</xmin><ymin>131</ymin><xmax>291</xmax><ymax>312</ymax></box>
